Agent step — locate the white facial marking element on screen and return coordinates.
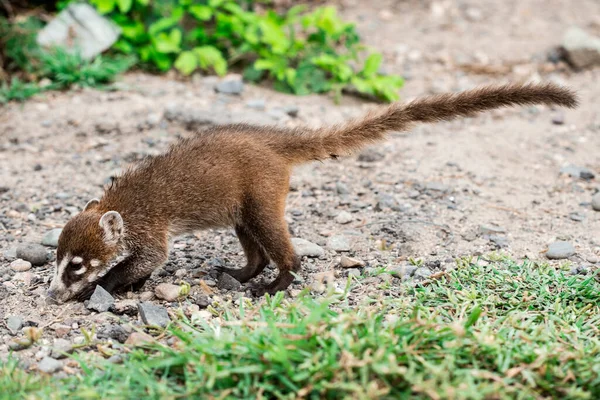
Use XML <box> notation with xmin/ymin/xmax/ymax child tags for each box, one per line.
<box><xmin>74</xmin><ymin>266</ymin><xmax>87</xmax><ymax>275</ymax></box>
<box><xmin>72</xmin><ymin>256</ymin><xmax>83</xmax><ymax>264</ymax></box>
<box><xmin>50</xmin><ymin>255</ymin><xmax>71</xmax><ymax>293</ymax></box>
<box><xmin>90</xmin><ymin>259</ymin><xmax>101</xmax><ymax>268</ymax></box>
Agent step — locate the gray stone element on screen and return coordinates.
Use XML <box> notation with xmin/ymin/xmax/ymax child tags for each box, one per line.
<box><xmin>346</xmin><ymin>268</ymin><xmax>361</xmax><ymax>278</ymax></box>
<box><xmin>391</xmin><ymin>264</ymin><xmax>418</xmax><ymax>280</ymax></box>
<box><xmin>218</xmin><ymin>273</ymin><xmax>242</xmax><ymax>291</ymax></box>
<box><xmin>335</xmin><ymin>211</ymin><xmax>353</xmax><ymax>225</ymax></box>
<box><xmin>425</xmin><ymin>182</ymin><xmax>449</xmax><ymax>192</ymax></box>
<box><xmin>16</xmin><ymin>244</ymin><xmax>48</xmax><ymax>266</ymax></box>
<box><xmin>284</xmin><ymin>105</ymin><xmax>299</xmax><ymax>117</ymax></box>
<box><xmin>6</xmin><ymin>316</ymin><xmax>23</xmax><ymax>335</ymax></box>
<box><xmin>335</xmin><ymin>182</ymin><xmax>350</xmax><ymax>195</ymax></box>
<box><xmin>246</xmin><ymin>99</ymin><xmax>266</xmax><ymax>110</ymax></box>
<box><xmin>50</xmin><ymin>339</ymin><xmax>73</xmax><ymax>359</ymax></box>
<box><xmin>414</xmin><ymin>266</ymin><xmax>433</xmax><ymax>279</ymax></box>
<box><xmin>560</xmin><ymin>165</ymin><xmax>595</xmax><ymax>180</ymax></box>
<box><xmin>108</xmin><ymin>355</ymin><xmax>123</xmax><ymax>364</ymax></box>
<box><xmin>163</xmin><ymin>106</ymin><xmax>216</xmax><ymax>130</ymax></box>
<box><xmin>86</xmin><ymin>285</ymin><xmax>114</xmax><ymax>313</ymax></box>
<box><xmin>561</xmin><ymin>27</ymin><xmax>600</xmax><ymax>69</ymax></box>
<box><xmin>38</xmin><ymin>357</ymin><xmax>63</xmax><ymax>374</ymax></box>
<box><xmin>551</xmin><ymin>112</ymin><xmax>565</xmax><ymax>125</ymax></box>
<box><xmin>339</xmin><ymin>255</ymin><xmax>365</xmax><ymax>268</ymax></box>
<box><xmin>479</xmin><ymin>224</ymin><xmax>506</xmax><ymax>235</ymax></box>
<box><xmin>99</xmin><ymin>324</ymin><xmax>129</xmax><ymax>343</ymax></box>
<box><xmin>42</xmin><ymin>229</ymin><xmax>62</xmax><ymax>248</ymax></box>
<box><xmin>327</xmin><ymin>235</ymin><xmax>352</xmax><ymax>252</ymax></box>
<box><xmin>3</xmin><ymin>247</ymin><xmax>17</xmax><ymax>260</ymax></box>
<box><xmin>215</xmin><ymin>75</ymin><xmax>244</xmax><ymax>94</ymax></box>
<box><xmin>36</xmin><ymin>3</ymin><xmax>121</xmax><ymax>60</ymax></box>
<box><xmin>375</xmin><ymin>193</ymin><xmax>398</xmax><ymax>211</ymax></box>
<box><xmin>489</xmin><ymin>235</ymin><xmax>509</xmax><ymax>248</ymax></box>
<box><xmin>546</xmin><ymin>241</ymin><xmax>576</xmax><ymax>260</ymax></box>
<box><xmin>569</xmin><ymin>212</ymin><xmax>585</xmax><ymax>221</ymax></box>
<box><xmin>592</xmin><ymin>193</ymin><xmax>600</xmax><ymax>211</ymax></box>
<box><xmin>10</xmin><ymin>259</ymin><xmax>32</xmax><ymax>272</ymax></box>
<box><xmin>357</xmin><ymin>148</ymin><xmax>384</xmax><ymax>162</ymax></box>
<box><xmin>138</xmin><ymin>302</ymin><xmax>170</xmax><ymax>328</ymax></box>
<box><xmin>292</xmin><ymin>238</ymin><xmax>325</xmax><ymax>257</ymax></box>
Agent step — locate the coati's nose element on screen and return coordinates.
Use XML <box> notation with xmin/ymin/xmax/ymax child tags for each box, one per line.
<box><xmin>46</xmin><ymin>289</ymin><xmax>56</xmax><ymax>298</ymax></box>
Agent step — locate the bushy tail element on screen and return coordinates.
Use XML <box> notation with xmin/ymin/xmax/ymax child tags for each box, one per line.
<box><xmin>268</xmin><ymin>82</ymin><xmax>578</xmax><ymax>164</ymax></box>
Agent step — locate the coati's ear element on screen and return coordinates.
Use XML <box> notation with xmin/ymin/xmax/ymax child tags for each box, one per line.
<box><xmin>84</xmin><ymin>199</ymin><xmax>100</xmax><ymax>211</ymax></box>
<box><xmin>99</xmin><ymin>211</ymin><xmax>124</xmax><ymax>245</ymax></box>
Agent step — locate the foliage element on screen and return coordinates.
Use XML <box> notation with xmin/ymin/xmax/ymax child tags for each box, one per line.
<box><xmin>79</xmin><ymin>0</ymin><xmax>403</xmax><ymax>102</ymax></box>
<box><xmin>0</xmin><ymin>16</ymin><xmax>134</xmax><ymax>103</ymax></box>
<box><xmin>2</xmin><ymin>257</ymin><xmax>599</xmax><ymax>399</ymax></box>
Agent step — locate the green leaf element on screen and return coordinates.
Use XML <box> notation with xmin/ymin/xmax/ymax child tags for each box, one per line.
<box><xmin>153</xmin><ymin>29</ymin><xmax>182</xmax><ymax>53</ymax></box>
<box><xmin>464</xmin><ymin>305</ymin><xmax>482</xmax><ymax>329</ymax></box>
<box><xmin>136</xmin><ymin>0</ymin><xmax>148</xmax><ymax>4</ymax></box>
<box><xmin>193</xmin><ymin>46</ymin><xmax>227</xmax><ymax>76</ymax></box>
<box><xmin>189</xmin><ymin>5</ymin><xmax>212</xmax><ymax>21</ymax></box>
<box><xmin>116</xmin><ymin>0</ymin><xmax>133</xmax><ymax>13</ymax></box>
<box><xmin>362</xmin><ymin>53</ymin><xmax>382</xmax><ymax>77</ymax></box>
<box><xmin>243</xmin><ymin>65</ymin><xmax>264</xmax><ymax>82</ymax></box>
<box><xmin>148</xmin><ymin>8</ymin><xmax>184</xmax><ymax>36</ymax></box>
<box><xmin>208</xmin><ymin>0</ymin><xmax>225</xmax><ymax>7</ymax></box>
<box><xmin>151</xmin><ymin>51</ymin><xmax>173</xmax><ymax>71</ymax></box>
<box><xmin>254</xmin><ymin>59</ymin><xmax>275</xmax><ymax>71</ymax></box>
<box><xmin>174</xmin><ymin>51</ymin><xmax>197</xmax><ymax>75</ymax></box>
<box><xmin>91</xmin><ymin>0</ymin><xmax>116</xmax><ymax>14</ymax></box>
<box><xmin>258</xmin><ymin>18</ymin><xmax>289</xmax><ymax>54</ymax></box>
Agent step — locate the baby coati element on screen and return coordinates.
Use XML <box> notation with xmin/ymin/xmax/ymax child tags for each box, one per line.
<box><xmin>47</xmin><ymin>82</ymin><xmax>578</xmax><ymax>303</ymax></box>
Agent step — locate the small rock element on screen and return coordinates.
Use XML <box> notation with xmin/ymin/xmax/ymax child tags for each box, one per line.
<box><xmin>561</xmin><ymin>27</ymin><xmax>600</xmax><ymax>69</ymax></box>
<box><xmin>215</xmin><ymin>74</ymin><xmax>244</xmax><ymax>94</ymax></box>
<box><xmin>138</xmin><ymin>302</ymin><xmax>170</xmax><ymax>328</ymax></box>
<box><xmin>425</xmin><ymin>182</ymin><xmax>448</xmax><ymax>192</ymax></box>
<box><xmin>38</xmin><ymin>357</ymin><xmax>63</xmax><ymax>374</ymax></box>
<box><xmin>569</xmin><ymin>212</ymin><xmax>585</xmax><ymax>222</ymax></box>
<box><xmin>391</xmin><ymin>265</ymin><xmax>418</xmax><ymax>280</ymax></box>
<box><xmin>140</xmin><ymin>291</ymin><xmax>154</xmax><ymax>301</ymax></box>
<box><xmin>246</xmin><ymin>99</ymin><xmax>266</xmax><ymax>110</ymax></box>
<box><xmin>7</xmin><ymin>316</ymin><xmax>23</xmax><ymax>335</ymax></box>
<box><xmin>95</xmin><ymin>121</ymin><xmax>120</xmax><ymax>135</ymax></box>
<box><xmin>86</xmin><ymin>286</ymin><xmax>115</xmax><ymax>313</ymax></box>
<box><xmin>375</xmin><ymin>193</ymin><xmax>398</xmax><ymax>211</ymax></box>
<box><xmin>112</xmin><ymin>299</ymin><xmax>138</xmax><ymax>316</ymax></box>
<box><xmin>50</xmin><ymin>339</ymin><xmax>73</xmax><ymax>359</ymax></box>
<box><xmin>339</xmin><ymin>255</ymin><xmax>365</xmax><ymax>268</ymax></box>
<box><xmin>414</xmin><ymin>267</ymin><xmax>433</xmax><ymax>279</ymax></box>
<box><xmin>479</xmin><ymin>224</ymin><xmax>506</xmax><ymax>235</ymax></box>
<box><xmin>284</xmin><ymin>105</ymin><xmax>299</xmax><ymax>118</ymax></box>
<box><xmin>346</xmin><ymin>268</ymin><xmax>361</xmax><ymax>278</ymax></box>
<box><xmin>335</xmin><ymin>211</ymin><xmax>353</xmax><ymax>225</ymax></box>
<box><xmin>357</xmin><ymin>148</ymin><xmax>384</xmax><ymax>162</ymax></box>
<box><xmin>560</xmin><ymin>165</ymin><xmax>595</xmax><ymax>180</ymax></box>
<box><xmin>592</xmin><ymin>193</ymin><xmax>600</xmax><ymax>211</ymax></box>
<box><xmin>546</xmin><ymin>241</ymin><xmax>576</xmax><ymax>260</ymax></box>
<box><xmin>108</xmin><ymin>355</ymin><xmax>123</xmax><ymax>364</ymax></box>
<box><xmin>327</xmin><ymin>235</ymin><xmax>352</xmax><ymax>252</ymax></box>
<box><xmin>99</xmin><ymin>325</ymin><xmax>129</xmax><ymax>343</ymax></box>
<box><xmin>335</xmin><ymin>182</ymin><xmax>350</xmax><ymax>195</ymax></box>
<box><xmin>125</xmin><ymin>331</ymin><xmax>155</xmax><ymax>346</ymax></box>
<box><xmin>16</xmin><ymin>244</ymin><xmax>48</xmax><ymax>266</ymax></box>
<box><xmin>155</xmin><ymin>283</ymin><xmax>182</xmax><ymax>301</ymax></box>
<box><xmin>218</xmin><ymin>273</ymin><xmax>242</xmax><ymax>291</ymax></box>
<box><xmin>551</xmin><ymin>112</ymin><xmax>565</xmax><ymax>125</ymax></box>
<box><xmin>10</xmin><ymin>259</ymin><xmax>32</xmax><ymax>272</ymax></box>
<box><xmin>292</xmin><ymin>238</ymin><xmax>325</xmax><ymax>257</ymax></box>
<box><xmin>42</xmin><ymin>229</ymin><xmax>62</xmax><ymax>247</ymax></box>
<box><xmin>489</xmin><ymin>235</ymin><xmax>509</xmax><ymax>248</ymax></box>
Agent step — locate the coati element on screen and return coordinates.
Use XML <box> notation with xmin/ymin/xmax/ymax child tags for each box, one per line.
<box><xmin>47</xmin><ymin>82</ymin><xmax>578</xmax><ymax>303</ymax></box>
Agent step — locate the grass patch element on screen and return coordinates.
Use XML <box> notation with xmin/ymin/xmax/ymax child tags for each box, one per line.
<box><xmin>2</xmin><ymin>257</ymin><xmax>599</xmax><ymax>399</ymax></box>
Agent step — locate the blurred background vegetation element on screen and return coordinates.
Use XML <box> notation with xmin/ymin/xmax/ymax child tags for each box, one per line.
<box><xmin>0</xmin><ymin>0</ymin><xmax>404</xmax><ymax>104</ymax></box>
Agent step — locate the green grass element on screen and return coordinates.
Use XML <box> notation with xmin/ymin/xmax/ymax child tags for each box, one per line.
<box><xmin>1</xmin><ymin>257</ymin><xmax>599</xmax><ymax>399</ymax></box>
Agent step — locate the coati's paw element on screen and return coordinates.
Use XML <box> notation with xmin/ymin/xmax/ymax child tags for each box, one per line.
<box><xmin>251</xmin><ymin>272</ymin><xmax>294</xmax><ymax>297</ymax></box>
<box><xmin>215</xmin><ymin>266</ymin><xmax>249</xmax><ymax>284</ymax></box>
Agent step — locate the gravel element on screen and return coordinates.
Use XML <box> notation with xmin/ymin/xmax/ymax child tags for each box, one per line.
<box><xmin>217</xmin><ymin>273</ymin><xmax>242</xmax><ymax>291</ymax></box>
<box><xmin>327</xmin><ymin>235</ymin><xmax>352</xmax><ymax>252</ymax></box>
<box><xmin>215</xmin><ymin>75</ymin><xmax>244</xmax><ymax>94</ymax></box>
<box><xmin>7</xmin><ymin>315</ymin><xmax>23</xmax><ymax>335</ymax></box>
<box><xmin>42</xmin><ymin>229</ymin><xmax>62</xmax><ymax>247</ymax></box>
<box><xmin>38</xmin><ymin>357</ymin><xmax>63</xmax><ymax>374</ymax></box>
<box><xmin>292</xmin><ymin>238</ymin><xmax>325</xmax><ymax>257</ymax></box>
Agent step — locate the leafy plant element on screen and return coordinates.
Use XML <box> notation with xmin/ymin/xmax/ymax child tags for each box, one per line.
<box><xmin>87</xmin><ymin>0</ymin><xmax>404</xmax><ymax>102</ymax></box>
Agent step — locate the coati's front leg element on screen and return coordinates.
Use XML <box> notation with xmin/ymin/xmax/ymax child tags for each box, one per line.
<box><xmin>97</xmin><ymin>244</ymin><xmax>168</xmax><ymax>296</ymax></box>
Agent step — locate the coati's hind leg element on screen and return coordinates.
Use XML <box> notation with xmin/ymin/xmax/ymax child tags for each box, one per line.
<box><xmin>240</xmin><ymin>197</ymin><xmax>300</xmax><ymax>296</ymax></box>
<box><xmin>216</xmin><ymin>225</ymin><xmax>270</xmax><ymax>283</ymax></box>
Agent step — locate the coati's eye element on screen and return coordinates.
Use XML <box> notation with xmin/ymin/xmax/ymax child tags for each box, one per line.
<box><xmin>69</xmin><ymin>257</ymin><xmax>87</xmax><ymax>275</ymax></box>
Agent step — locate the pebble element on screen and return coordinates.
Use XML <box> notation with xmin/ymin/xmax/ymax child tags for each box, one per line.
<box><xmin>246</xmin><ymin>99</ymin><xmax>266</xmax><ymax>110</ymax></box>
<box><xmin>284</xmin><ymin>105</ymin><xmax>299</xmax><ymax>118</ymax></box>
<box><xmin>336</xmin><ymin>182</ymin><xmax>350</xmax><ymax>195</ymax></box>
<box><xmin>10</xmin><ymin>259</ymin><xmax>32</xmax><ymax>272</ymax></box>
<box><xmin>155</xmin><ymin>283</ymin><xmax>182</xmax><ymax>301</ymax></box>
<box><xmin>16</xmin><ymin>244</ymin><xmax>48</xmax><ymax>266</ymax></box>
<box><xmin>346</xmin><ymin>268</ymin><xmax>361</xmax><ymax>278</ymax></box>
<box><xmin>489</xmin><ymin>235</ymin><xmax>509</xmax><ymax>248</ymax></box>
<box><xmin>50</xmin><ymin>339</ymin><xmax>73</xmax><ymax>359</ymax></box>
<box><xmin>339</xmin><ymin>255</ymin><xmax>365</xmax><ymax>268</ymax></box>
<box><xmin>546</xmin><ymin>241</ymin><xmax>575</xmax><ymax>259</ymax></box>
<box><xmin>375</xmin><ymin>193</ymin><xmax>398</xmax><ymax>211</ymax></box>
<box><xmin>569</xmin><ymin>212</ymin><xmax>585</xmax><ymax>222</ymax></box>
<box><xmin>140</xmin><ymin>291</ymin><xmax>154</xmax><ymax>301</ymax></box>
<box><xmin>218</xmin><ymin>273</ymin><xmax>242</xmax><ymax>291</ymax></box>
<box><xmin>108</xmin><ymin>355</ymin><xmax>124</xmax><ymax>364</ymax></box>
<box><xmin>42</xmin><ymin>229</ymin><xmax>62</xmax><ymax>247</ymax></box>
<box><xmin>561</xmin><ymin>27</ymin><xmax>600</xmax><ymax>69</ymax></box>
<box><xmin>215</xmin><ymin>75</ymin><xmax>244</xmax><ymax>94</ymax></box>
<box><xmin>7</xmin><ymin>315</ymin><xmax>23</xmax><ymax>335</ymax></box>
<box><xmin>38</xmin><ymin>357</ymin><xmax>63</xmax><ymax>374</ymax></box>
<box><xmin>125</xmin><ymin>331</ymin><xmax>155</xmax><ymax>346</ymax></box>
<box><xmin>86</xmin><ymin>286</ymin><xmax>115</xmax><ymax>313</ymax></box>
<box><xmin>425</xmin><ymin>182</ymin><xmax>449</xmax><ymax>192</ymax></box>
<box><xmin>560</xmin><ymin>165</ymin><xmax>595</xmax><ymax>180</ymax></box>
<box><xmin>592</xmin><ymin>193</ymin><xmax>600</xmax><ymax>211</ymax></box>
<box><xmin>551</xmin><ymin>112</ymin><xmax>565</xmax><ymax>125</ymax></box>
<box><xmin>414</xmin><ymin>266</ymin><xmax>433</xmax><ymax>279</ymax></box>
<box><xmin>138</xmin><ymin>302</ymin><xmax>170</xmax><ymax>328</ymax></box>
<box><xmin>292</xmin><ymin>238</ymin><xmax>325</xmax><ymax>257</ymax></box>
<box><xmin>335</xmin><ymin>211</ymin><xmax>353</xmax><ymax>225</ymax></box>
<box><xmin>479</xmin><ymin>224</ymin><xmax>506</xmax><ymax>235</ymax></box>
<box><xmin>327</xmin><ymin>235</ymin><xmax>352</xmax><ymax>252</ymax></box>
<box><xmin>391</xmin><ymin>264</ymin><xmax>418</xmax><ymax>280</ymax></box>
<box><xmin>357</xmin><ymin>148</ymin><xmax>384</xmax><ymax>162</ymax></box>
<box><xmin>100</xmin><ymin>324</ymin><xmax>129</xmax><ymax>343</ymax></box>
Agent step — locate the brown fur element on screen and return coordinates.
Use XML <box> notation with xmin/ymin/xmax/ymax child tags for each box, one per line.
<box><xmin>49</xmin><ymin>82</ymin><xmax>578</xmax><ymax>302</ymax></box>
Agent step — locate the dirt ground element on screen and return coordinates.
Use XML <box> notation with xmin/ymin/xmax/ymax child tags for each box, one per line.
<box><xmin>1</xmin><ymin>0</ymin><xmax>599</xmax><ymax>366</ymax></box>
